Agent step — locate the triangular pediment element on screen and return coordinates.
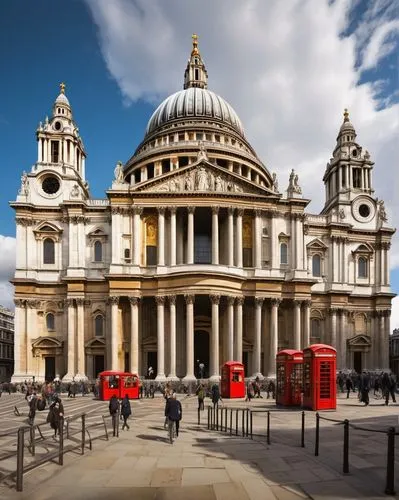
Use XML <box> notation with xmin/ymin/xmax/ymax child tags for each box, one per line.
<box><xmin>352</xmin><ymin>243</ymin><xmax>373</xmax><ymax>254</ymax></box>
<box><xmin>307</xmin><ymin>238</ymin><xmax>328</xmax><ymax>250</ymax></box>
<box><xmin>142</xmin><ymin>335</ymin><xmax>157</xmax><ymax>346</ymax></box>
<box><xmin>347</xmin><ymin>334</ymin><xmax>371</xmax><ymax>347</ymax></box>
<box><xmin>132</xmin><ymin>160</ymin><xmax>276</xmax><ymax>197</ymax></box>
<box><xmin>85</xmin><ymin>337</ymin><xmax>106</xmax><ymax>348</ymax></box>
<box><xmin>32</xmin><ymin>336</ymin><xmax>63</xmax><ymax>349</ymax></box>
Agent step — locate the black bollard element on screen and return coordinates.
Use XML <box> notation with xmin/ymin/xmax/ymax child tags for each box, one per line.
<box><xmin>267</xmin><ymin>411</ymin><xmax>271</xmax><ymax>445</ymax></box>
<box><xmin>343</xmin><ymin>419</ymin><xmax>349</xmax><ymax>474</ymax></box>
<box><xmin>301</xmin><ymin>411</ymin><xmax>305</xmax><ymax>448</ymax></box>
<box><xmin>385</xmin><ymin>427</ymin><xmax>396</xmax><ymax>496</ymax></box>
<box><xmin>315</xmin><ymin>413</ymin><xmax>320</xmax><ymax>457</ymax></box>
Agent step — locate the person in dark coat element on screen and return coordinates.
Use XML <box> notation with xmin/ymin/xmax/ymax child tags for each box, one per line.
<box><xmin>196</xmin><ymin>384</ymin><xmax>205</xmax><ymax>411</ymax></box>
<box><xmin>359</xmin><ymin>371</ymin><xmax>370</xmax><ymax>406</ymax></box>
<box><xmin>165</xmin><ymin>393</ymin><xmax>182</xmax><ymax>438</ymax></box>
<box><xmin>47</xmin><ymin>396</ymin><xmax>64</xmax><ymax>438</ymax></box>
<box><xmin>345</xmin><ymin>376</ymin><xmax>353</xmax><ymax>398</ymax></box>
<box><xmin>382</xmin><ymin>372</ymin><xmax>397</xmax><ymax>406</ymax></box>
<box><xmin>27</xmin><ymin>392</ymin><xmax>38</xmax><ymax>425</ymax></box>
<box><xmin>211</xmin><ymin>384</ymin><xmax>221</xmax><ymax>408</ymax></box>
<box><xmin>109</xmin><ymin>394</ymin><xmax>119</xmax><ymax>436</ymax></box>
<box><xmin>120</xmin><ymin>395</ymin><xmax>132</xmax><ymax>430</ymax></box>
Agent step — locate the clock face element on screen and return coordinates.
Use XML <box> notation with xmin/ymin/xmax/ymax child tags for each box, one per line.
<box><xmin>42</xmin><ymin>176</ymin><xmax>60</xmax><ymax>195</ymax></box>
<box><xmin>352</xmin><ymin>196</ymin><xmax>375</xmax><ymax>223</ymax></box>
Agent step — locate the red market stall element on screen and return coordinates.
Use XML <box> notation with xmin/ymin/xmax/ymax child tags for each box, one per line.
<box><xmin>276</xmin><ymin>349</ymin><xmax>303</xmax><ymax>406</ymax></box>
<box><xmin>98</xmin><ymin>371</ymin><xmax>139</xmax><ymax>401</ymax></box>
<box><xmin>302</xmin><ymin>344</ymin><xmax>336</xmax><ymax>411</ymax></box>
<box><xmin>221</xmin><ymin>361</ymin><xmax>245</xmax><ymax>398</ymax></box>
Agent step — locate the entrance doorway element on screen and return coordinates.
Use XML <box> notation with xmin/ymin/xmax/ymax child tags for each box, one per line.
<box><xmin>353</xmin><ymin>351</ymin><xmax>362</xmax><ymax>373</ymax></box>
<box><xmin>147</xmin><ymin>352</ymin><xmax>157</xmax><ymax>378</ymax></box>
<box><xmin>94</xmin><ymin>355</ymin><xmax>104</xmax><ymax>378</ymax></box>
<box><xmin>45</xmin><ymin>357</ymin><xmax>55</xmax><ymax>382</ymax></box>
<box><xmin>194</xmin><ymin>330</ymin><xmax>209</xmax><ymax>378</ymax></box>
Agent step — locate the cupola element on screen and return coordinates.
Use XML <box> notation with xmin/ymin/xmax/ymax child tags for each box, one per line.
<box><xmin>183</xmin><ymin>34</ymin><xmax>208</xmax><ymax>89</ymax></box>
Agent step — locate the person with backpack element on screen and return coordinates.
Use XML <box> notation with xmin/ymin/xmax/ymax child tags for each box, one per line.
<box><xmin>165</xmin><ymin>392</ymin><xmax>182</xmax><ymax>442</ymax></box>
<box><xmin>211</xmin><ymin>384</ymin><xmax>221</xmax><ymax>408</ymax></box>
<box><xmin>47</xmin><ymin>396</ymin><xmax>64</xmax><ymax>439</ymax></box>
<box><xmin>109</xmin><ymin>394</ymin><xmax>119</xmax><ymax>436</ymax></box>
<box><xmin>120</xmin><ymin>394</ymin><xmax>132</xmax><ymax>430</ymax></box>
<box><xmin>196</xmin><ymin>384</ymin><xmax>205</xmax><ymax>411</ymax></box>
<box><xmin>27</xmin><ymin>392</ymin><xmax>38</xmax><ymax>425</ymax></box>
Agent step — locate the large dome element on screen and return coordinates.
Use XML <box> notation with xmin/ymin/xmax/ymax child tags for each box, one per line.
<box><xmin>145</xmin><ymin>87</ymin><xmax>244</xmax><ymax>137</ymax></box>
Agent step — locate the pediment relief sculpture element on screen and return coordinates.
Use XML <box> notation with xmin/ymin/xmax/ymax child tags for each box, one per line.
<box><xmin>347</xmin><ymin>334</ymin><xmax>371</xmax><ymax>347</ymax></box>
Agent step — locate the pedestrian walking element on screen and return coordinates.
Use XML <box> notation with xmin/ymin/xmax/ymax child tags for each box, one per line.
<box><xmin>120</xmin><ymin>394</ymin><xmax>132</xmax><ymax>430</ymax></box>
<box><xmin>345</xmin><ymin>376</ymin><xmax>353</xmax><ymax>398</ymax></box>
<box><xmin>245</xmin><ymin>381</ymin><xmax>254</xmax><ymax>402</ymax></box>
<box><xmin>165</xmin><ymin>393</ymin><xmax>182</xmax><ymax>443</ymax></box>
<box><xmin>27</xmin><ymin>392</ymin><xmax>38</xmax><ymax>425</ymax></box>
<box><xmin>196</xmin><ymin>384</ymin><xmax>205</xmax><ymax>411</ymax></box>
<box><xmin>47</xmin><ymin>396</ymin><xmax>64</xmax><ymax>438</ymax></box>
<box><xmin>109</xmin><ymin>394</ymin><xmax>119</xmax><ymax>436</ymax></box>
<box><xmin>359</xmin><ymin>371</ymin><xmax>370</xmax><ymax>406</ymax></box>
<box><xmin>382</xmin><ymin>372</ymin><xmax>397</xmax><ymax>406</ymax></box>
<box><xmin>211</xmin><ymin>383</ymin><xmax>221</xmax><ymax>408</ymax></box>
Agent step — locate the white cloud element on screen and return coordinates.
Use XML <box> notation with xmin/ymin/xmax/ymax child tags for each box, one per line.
<box><xmin>0</xmin><ymin>235</ymin><xmax>15</xmax><ymax>310</ymax></box>
<box><xmin>360</xmin><ymin>20</ymin><xmax>399</xmax><ymax>71</ymax></box>
<box><xmin>86</xmin><ymin>0</ymin><xmax>398</xmax><ymax>266</ymax></box>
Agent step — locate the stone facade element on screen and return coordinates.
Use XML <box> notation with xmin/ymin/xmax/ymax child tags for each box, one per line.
<box><xmin>0</xmin><ymin>306</ymin><xmax>14</xmax><ymax>382</ymax></box>
<box><xmin>11</xmin><ymin>38</ymin><xmax>395</xmax><ymax>383</ymax></box>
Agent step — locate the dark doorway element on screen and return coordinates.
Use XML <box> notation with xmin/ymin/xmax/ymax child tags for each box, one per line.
<box><xmin>45</xmin><ymin>357</ymin><xmax>55</xmax><ymax>382</ymax></box>
<box><xmin>94</xmin><ymin>355</ymin><xmax>104</xmax><ymax>378</ymax></box>
<box><xmin>124</xmin><ymin>352</ymin><xmax>129</xmax><ymax>373</ymax></box>
<box><xmin>353</xmin><ymin>351</ymin><xmax>362</xmax><ymax>373</ymax></box>
<box><xmin>194</xmin><ymin>330</ymin><xmax>209</xmax><ymax>378</ymax></box>
<box><xmin>147</xmin><ymin>352</ymin><xmax>157</xmax><ymax>378</ymax></box>
<box><xmin>243</xmin><ymin>352</ymin><xmax>249</xmax><ymax>378</ymax></box>
<box><xmin>194</xmin><ymin>208</ymin><xmax>212</xmax><ymax>264</ymax></box>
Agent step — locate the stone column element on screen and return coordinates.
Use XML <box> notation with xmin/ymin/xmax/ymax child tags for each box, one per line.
<box><xmin>268</xmin><ymin>298</ymin><xmax>281</xmax><ymax>378</ymax></box>
<box><xmin>295</xmin><ymin>215</ymin><xmax>303</xmax><ymax>270</ymax></box>
<box><xmin>227</xmin><ymin>296</ymin><xmax>235</xmax><ymax>361</ymax></box>
<box><xmin>158</xmin><ymin>207</ymin><xmax>165</xmax><ymax>266</ymax></box>
<box><xmin>12</xmin><ymin>299</ymin><xmax>27</xmax><ymax>380</ymax></box>
<box><xmin>110</xmin><ymin>296</ymin><xmax>119</xmax><ymax>371</ymax></box>
<box><xmin>132</xmin><ymin>207</ymin><xmax>142</xmax><ymax>266</ymax></box>
<box><xmin>155</xmin><ymin>296</ymin><xmax>166</xmax><ymax>380</ymax></box>
<box><xmin>382</xmin><ymin>310</ymin><xmax>390</xmax><ymax>369</ymax></box>
<box><xmin>293</xmin><ymin>300</ymin><xmax>301</xmax><ymax>350</ymax></box>
<box><xmin>236</xmin><ymin>209</ymin><xmax>243</xmax><ymax>268</ymax></box>
<box><xmin>270</xmin><ymin>212</ymin><xmax>277</xmax><ymax>269</ymax></box>
<box><xmin>183</xmin><ymin>294</ymin><xmax>196</xmax><ymax>381</ymax></box>
<box><xmin>37</xmin><ymin>139</ymin><xmax>42</xmax><ymax>163</ymax></box>
<box><xmin>63</xmin><ymin>298</ymin><xmax>76</xmax><ymax>381</ymax></box>
<box><xmin>254</xmin><ymin>209</ymin><xmax>262</xmax><ymax>269</ymax></box>
<box><xmin>212</xmin><ymin>206</ymin><xmax>219</xmax><ymax>265</ymax></box>
<box><xmin>129</xmin><ymin>297</ymin><xmax>139</xmax><ymax>374</ymax></box>
<box><xmin>302</xmin><ymin>300</ymin><xmax>311</xmax><ymax>348</ymax></box>
<box><xmin>170</xmin><ymin>208</ymin><xmax>177</xmax><ymax>266</ymax></box>
<box><xmin>330</xmin><ymin>308</ymin><xmax>337</xmax><ymax>348</ymax></box>
<box><xmin>187</xmin><ymin>207</ymin><xmax>195</xmax><ymax>264</ymax></box>
<box><xmin>75</xmin><ymin>298</ymin><xmax>86</xmax><ymax>379</ymax></box>
<box><xmin>227</xmin><ymin>207</ymin><xmax>234</xmax><ymax>266</ymax></box>
<box><xmin>378</xmin><ymin>311</ymin><xmax>385</xmax><ymax>369</ymax></box>
<box><xmin>253</xmin><ymin>297</ymin><xmax>264</xmax><ymax>377</ymax></box>
<box><xmin>210</xmin><ymin>294</ymin><xmax>221</xmax><ymax>381</ymax></box>
<box><xmin>168</xmin><ymin>295</ymin><xmax>178</xmax><ymax>380</ymax></box>
<box><xmin>234</xmin><ymin>296</ymin><xmax>244</xmax><ymax>362</ymax></box>
<box><xmin>338</xmin><ymin>309</ymin><xmax>346</xmax><ymax>369</ymax></box>
<box><xmin>111</xmin><ymin>208</ymin><xmax>121</xmax><ymax>265</ymax></box>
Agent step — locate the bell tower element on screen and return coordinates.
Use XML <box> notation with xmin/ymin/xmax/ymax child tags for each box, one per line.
<box><xmin>183</xmin><ymin>34</ymin><xmax>208</xmax><ymax>89</ymax></box>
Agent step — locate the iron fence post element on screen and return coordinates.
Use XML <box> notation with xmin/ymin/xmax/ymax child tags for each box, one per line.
<box><xmin>197</xmin><ymin>407</ymin><xmax>200</xmax><ymax>426</ymax></box>
<box><xmin>301</xmin><ymin>411</ymin><xmax>305</xmax><ymax>448</ymax></box>
<box><xmin>315</xmin><ymin>413</ymin><xmax>320</xmax><ymax>457</ymax></box>
<box><xmin>235</xmin><ymin>409</ymin><xmax>238</xmax><ymax>436</ymax></box>
<box><xmin>81</xmin><ymin>414</ymin><xmax>86</xmax><ymax>455</ymax></box>
<box><xmin>220</xmin><ymin>406</ymin><xmax>223</xmax><ymax>431</ymax></box>
<box><xmin>30</xmin><ymin>425</ymin><xmax>35</xmax><ymax>456</ymax></box>
<box><xmin>116</xmin><ymin>408</ymin><xmax>119</xmax><ymax>438</ymax></box>
<box><xmin>245</xmin><ymin>408</ymin><xmax>249</xmax><ymax>437</ymax></box>
<box><xmin>207</xmin><ymin>406</ymin><xmax>210</xmax><ymax>430</ymax></box>
<box><xmin>229</xmin><ymin>409</ymin><xmax>232</xmax><ymax>435</ymax></box>
<box><xmin>16</xmin><ymin>427</ymin><xmax>24</xmax><ymax>492</ymax></box>
<box><xmin>59</xmin><ymin>416</ymin><xmax>64</xmax><ymax>466</ymax></box>
<box><xmin>343</xmin><ymin>419</ymin><xmax>349</xmax><ymax>474</ymax></box>
<box><xmin>385</xmin><ymin>427</ymin><xmax>396</xmax><ymax>496</ymax></box>
<box><xmin>241</xmin><ymin>409</ymin><xmax>245</xmax><ymax>436</ymax></box>
<box><xmin>250</xmin><ymin>410</ymin><xmax>253</xmax><ymax>439</ymax></box>
<box><xmin>267</xmin><ymin>411</ymin><xmax>271</xmax><ymax>445</ymax></box>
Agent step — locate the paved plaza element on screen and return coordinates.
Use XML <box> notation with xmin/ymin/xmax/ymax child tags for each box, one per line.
<box><xmin>0</xmin><ymin>392</ymin><xmax>398</xmax><ymax>500</ymax></box>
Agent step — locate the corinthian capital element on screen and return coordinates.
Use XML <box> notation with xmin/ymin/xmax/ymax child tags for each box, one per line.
<box><xmin>168</xmin><ymin>295</ymin><xmax>177</xmax><ymax>306</ymax></box>
<box><xmin>235</xmin><ymin>296</ymin><xmax>245</xmax><ymax>306</ymax></box>
<box><xmin>184</xmin><ymin>294</ymin><xmax>195</xmax><ymax>305</ymax></box>
<box><xmin>255</xmin><ymin>297</ymin><xmax>264</xmax><ymax>307</ymax></box>
<box><xmin>155</xmin><ymin>295</ymin><xmax>166</xmax><ymax>305</ymax></box>
<box><xmin>128</xmin><ymin>296</ymin><xmax>140</xmax><ymax>306</ymax></box>
<box><xmin>210</xmin><ymin>294</ymin><xmax>220</xmax><ymax>305</ymax></box>
<box><xmin>271</xmin><ymin>298</ymin><xmax>282</xmax><ymax>307</ymax></box>
<box><xmin>107</xmin><ymin>296</ymin><xmax>119</xmax><ymax>306</ymax></box>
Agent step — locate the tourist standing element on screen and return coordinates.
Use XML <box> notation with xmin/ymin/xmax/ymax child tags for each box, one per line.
<box><xmin>109</xmin><ymin>394</ymin><xmax>119</xmax><ymax>436</ymax></box>
<box><xmin>120</xmin><ymin>395</ymin><xmax>132</xmax><ymax>430</ymax></box>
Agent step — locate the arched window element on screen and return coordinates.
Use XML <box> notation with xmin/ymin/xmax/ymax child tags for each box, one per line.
<box><xmin>43</xmin><ymin>238</ymin><xmax>55</xmax><ymax>264</ymax></box>
<box><xmin>124</xmin><ymin>248</ymin><xmax>130</xmax><ymax>260</ymax></box>
<box><xmin>94</xmin><ymin>315</ymin><xmax>104</xmax><ymax>337</ymax></box>
<box><xmin>358</xmin><ymin>257</ymin><xmax>368</xmax><ymax>278</ymax></box>
<box><xmin>46</xmin><ymin>313</ymin><xmax>55</xmax><ymax>330</ymax></box>
<box><xmin>280</xmin><ymin>243</ymin><xmax>288</xmax><ymax>265</ymax></box>
<box><xmin>312</xmin><ymin>254</ymin><xmax>321</xmax><ymax>277</ymax></box>
<box><xmin>94</xmin><ymin>241</ymin><xmax>102</xmax><ymax>262</ymax></box>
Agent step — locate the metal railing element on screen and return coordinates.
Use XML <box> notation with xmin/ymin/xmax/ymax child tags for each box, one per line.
<box><xmin>205</xmin><ymin>405</ymin><xmax>397</xmax><ymax>496</ymax></box>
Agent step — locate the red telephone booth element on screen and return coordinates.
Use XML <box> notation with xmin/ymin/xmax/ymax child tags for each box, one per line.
<box><xmin>221</xmin><ymin>361</ymin><xmax>245</xmax><ymax>398</ymax></box>
<box><xmin>302</xmin><ymin>344</ymin><xmax>336</xmax><ymax>411</ymax></box>
<box><xmin>98</xmin><ymin>371</ymin><xmax>139</xmax><ymax>400</ymax></box>
<box><xmin>276</xmin><ymin>349</ymin><xmax>303</xmax><ymax>406</ymax></box>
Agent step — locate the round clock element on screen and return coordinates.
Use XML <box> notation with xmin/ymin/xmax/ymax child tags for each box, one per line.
<box><xmin>352</xmin><ymin>196</ymin><xmax>375</xmax><ymax>223</ymax></box>
<box><xmin>42</xmin><ymin>176</ymin><xmax>60</xmax><ymax>195</ymax></box>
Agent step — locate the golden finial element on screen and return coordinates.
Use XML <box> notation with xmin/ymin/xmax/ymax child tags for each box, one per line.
<box><xmin>60</xmin><ymin>82</ymin><xmax>66</xmax><ymax>94</ymax></box>
<box><xmin>343</xmin><ymin>108</ymin><xmax>349</xmax><ymax>122</ymax></box>
<box><xmin>191</xmin><ymin>33</ymin><xmax>199</xmax><ymax>56</ymax></box>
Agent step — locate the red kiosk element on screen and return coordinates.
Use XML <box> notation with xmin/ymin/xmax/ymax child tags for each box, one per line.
<box><xmin>302</xmin><ymin>344</ymin><xmax>336</xmax><ymax>411</ymax></box>
<box><xmin>221</xmin><ymin>361</ymin><xmax>245</xmax><ymax>398</ymax></box>
<box><xmin>276</xmin><ymin>349</ymin><xmax>303</xmax><ymax>406</ymax></box>
<box><xmin>98</xmin><ymin>371</ymin><xmax>139</xmax><ymax>401</ymax></box>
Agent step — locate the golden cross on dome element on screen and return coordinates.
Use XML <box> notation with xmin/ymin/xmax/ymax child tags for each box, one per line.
<box><xmin>60</xmin><ymin>82</ymin><xmax>66</xmax><ymax>94</ymax></box>
<box><xmin>191</xmin><ymin>33</ymin><xmax>199</xmax><ymax>55</ymax></box>
<box><xmin>343</xmin><ymin>108</ymin><xmax>349</xmax><ymax>122</ymax></box>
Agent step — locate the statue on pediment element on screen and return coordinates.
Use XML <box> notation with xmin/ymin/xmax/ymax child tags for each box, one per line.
<box><xmin>377</xmin><ymin>199</ymin><xmax>388</xmax><ymax>222</ymax></box>
<box><xmin>114</xmin><ymin>161</ymin><xmax>124</xmax><ymax>183</ymax></box>
<box><xmin>169</xmin><ymin>177</ymin><xmax>180</xmax><ymax>192</ymax></box>
<box><xmin>19</xmin><ymin>171</ymin><xmax>29</xmax><ymax>196</ymax></box>
<box><xmin>272</xmin><ymin>172</ymin><xmax>279</xmax><ymax>193</ymax></box>
<box><xmin>184</xmin><ymin>173</ymin><xmax>193</xmax><ymax>191</ymax></box>
<box><xmin>197</xmin><ymin>141</ymin><xmax>208</xmax><ymax>162</ymax></box>
<box><xmin>215</xmin><ymin>175</ymin><xmax>223</xmax><ymax>191</ymax></box>
<box><xmin>196</xmin><ymin>166</ymin><xmax>209</xmax><ymax>191</ymax></box>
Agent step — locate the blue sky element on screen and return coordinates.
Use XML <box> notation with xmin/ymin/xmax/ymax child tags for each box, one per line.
<box><xmin>0</xmin><ymin>0</ymin><xmax>398</xmax><ymax>325</ymax></box>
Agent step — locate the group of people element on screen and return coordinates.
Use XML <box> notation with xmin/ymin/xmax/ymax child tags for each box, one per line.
<box><xmin>337</xmin><ymin>370</ymin><xmax>397</xmax><ymax>406</ymax></box>
<box><xmin>26</xmin><ymin>391</ymin><xmax>64</xmax><ymax>438</ymax></box>
<box><xmin>109</xmin><ymin>394</ymin><xmax>132</xmax><ymax>434</ymax></box>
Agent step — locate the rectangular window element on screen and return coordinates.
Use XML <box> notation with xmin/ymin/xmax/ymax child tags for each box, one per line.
<box><xmin>146</xmin><ymin>246</ymin><xmax>157</xmax><ymax>266</ymax></box>
<box><xmin>243</xmin><ymin>248</ymin><xmax>253</xmax><ymax>267</ymax></box>
<box><xmin>341</xmin><ymin>167</ymin><xmax>346</xmax><ymax>187</ymax></box>
<box><xmin>353</xmin><ymin>168</ymin><xmax>362</xmax><ymax>188</ymax></box>
<box><xmin>51</xmin><ymin>141</ymin><xmax>59</xmax><ymax>163</ymax></box>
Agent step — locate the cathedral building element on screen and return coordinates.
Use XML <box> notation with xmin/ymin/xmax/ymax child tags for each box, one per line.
<box><xmin>11</xmin><ymin>37</ymin><xmax>395</xmax><ymax>383</ymax></box>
